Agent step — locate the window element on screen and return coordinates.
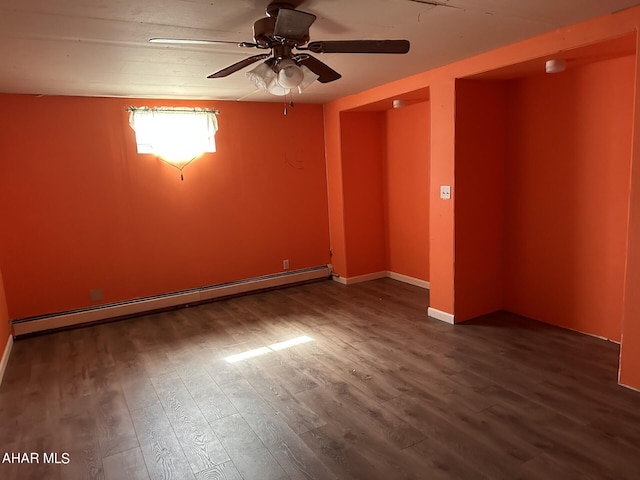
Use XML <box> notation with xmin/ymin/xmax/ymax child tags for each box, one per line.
<box><xmin>128</xmin><ymin>107</ymin><xmax>219</xmax><ymax>178</ymax></box>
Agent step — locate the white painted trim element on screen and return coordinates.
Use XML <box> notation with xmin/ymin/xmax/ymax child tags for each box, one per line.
<box><xmin>331</xmin><ymin>275</ymin><xmax>348</xmax><ymax>285</ymax></box>
<box><xmin>13</xmin><ymin>266</ymin><xmax>330</xmax><ymax>336</ymax></box>
<box><xmin>562</xmin><ymin>325</ymin><xmax>620</xmax><ymax>344</ymax></box>
<box><xmin>619</xmin><ymin>382</ymin><xmax>640</xmax><ymax>393</ymax></box>
<box><xmin>387</xmin><ymin>272</ymin><xmax>430</xmax><ymax>289</ymax></box>
<box><xmin>427</xmin><ymin>307</ymin><xmax>455</xmax><ymax>324</ymax></box>
<box><xmin>336</xmin><ymin>271</ymin><xmax>388</xmax><ymax>285</ymax></box>
<box><xmin>332</xmin><ymin>270</ymin><xmax>430</xmax><ymax>289</ymax></box>
<box><xmin>0</xmin><ymin>334</ymin><xmax>13</xmax><ymax>386</ymax></box>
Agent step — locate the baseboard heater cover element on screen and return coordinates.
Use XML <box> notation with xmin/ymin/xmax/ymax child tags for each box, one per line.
<box><xmin>12</xmin><ymin>265</ymin><xmax>331</xmax><ymax>336</ymax></box>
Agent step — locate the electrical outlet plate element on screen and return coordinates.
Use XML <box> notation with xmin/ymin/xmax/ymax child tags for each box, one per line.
<box><xmin>283</xmin><ymin>259</ymin><xmax>290</xmax><ymax>270</ymax></box>
<box><xmin>440</xmin><ymin>185</ymin><xmax>451</xmax><ymax>200</ymax></box>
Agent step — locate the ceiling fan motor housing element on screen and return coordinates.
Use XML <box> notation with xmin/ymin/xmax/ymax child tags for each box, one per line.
<box><xmin>253</xmin><ymin>17</ymin><xmax>277</xmax><ymax>47</ymax></box>
<box><xmin>253</xmin><ymin>10</ymin><xmax>310</xmax><ymax>47</ymax></box>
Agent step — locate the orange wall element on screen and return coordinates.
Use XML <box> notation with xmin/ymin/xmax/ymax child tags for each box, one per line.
<box><xmin>340</xmin><ymin>111</ymin><xmax>387</xmax><ymax>277</ymax></box>
<box><xmin>325</xmin><ymin>7</ymin><xmax>640</xmax><ymax>388</ymax></box>
<box><xmin>504</xmin><ymin>57</ymin><xmax>634</xmax><ymax>341</ymax></box>
<box><xmin>326</xmin><ymin>10</ymin><xmax>640</xmax><ymax>319</ymax></box>
<box><xmin>455</xmin><ymin>80</ymin><xmax>508</xmax><ymax>321</ymax></box>
<box><xmin>328</xmin><ymin>104</ymin><xmax>431</xmax><ymax>281</ymax></box>
<box><xmin>620</xmin><ymin>34</ymin><xmax>640</xmax><ymax>388</ymax></box>
<box><xmin>385</xmin><ymin>102</ymin><xmax>430</xmax><ymax>281</ymax></box>
<box><xmin>324</xmin><ymin>103</ymin><xmax>348</xmax><ymax>276</ymax></box>
<box><xmin>454</xmin><ymin>58</ymin><xmax>634</xmax><ymax>335</ymax></box>
<box><xmin>0</xmin><ymin>266</ymin><xmax>10</xmax><ymax>363</ymax></box>
<box><xmin>428</xmin><ymin>80</ymin><xmax>456</xmax><ymax>313</ymax></box>
<box><xmin>0</xmin><ymin>95</ymin><xmax>330</xmax><ymax>319</ymax></box>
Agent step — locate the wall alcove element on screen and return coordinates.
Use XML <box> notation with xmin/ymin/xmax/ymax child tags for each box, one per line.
<box><xmin>336</xmin><ymin>88</ymin><xmax>432</xmax><ymax>288</ymax></box>
<box><xmin>454</xmin><ymin>34</ymin><xmax>637</xmax><ymax>344</ymax></box>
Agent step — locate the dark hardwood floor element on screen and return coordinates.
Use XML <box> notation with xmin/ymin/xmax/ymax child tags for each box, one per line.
<box><xmin>1</xmin><ymin>278</ymin><xmax>640</xmax><ymax>479</ymax></box>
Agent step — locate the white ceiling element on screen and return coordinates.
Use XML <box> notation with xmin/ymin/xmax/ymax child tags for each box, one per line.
<box><xmin>0</xmin><ymin>0</ymin><xmax>639</xmax><ymax>103</ymax></box>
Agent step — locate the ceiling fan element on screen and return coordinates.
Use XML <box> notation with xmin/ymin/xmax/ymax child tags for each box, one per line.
<box><xmin>150</xmin><ymin>1</ymin><xmax>410</xmax><ymax>96</ymax></box>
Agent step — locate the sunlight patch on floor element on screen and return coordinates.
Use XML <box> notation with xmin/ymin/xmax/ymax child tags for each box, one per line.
<box><xmin>224</xmin><ymin>335</ymin><xmax>314</xmax><ymax>363</ymax></box>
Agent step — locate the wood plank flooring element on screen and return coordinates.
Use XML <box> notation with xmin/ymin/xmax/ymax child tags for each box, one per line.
<box><xmin>1</xmin><ymin>278</ymin><xmax>640</xmax><ymax>479</ymax></box>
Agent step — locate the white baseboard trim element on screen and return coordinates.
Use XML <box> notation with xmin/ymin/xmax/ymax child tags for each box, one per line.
<box><xmin>13</xmin><ymin>266</ymin><xmax>330</xmax><ymax>336</ymax></box>
<box><xmin>619</xmin><ymin>382</ymin><xmax>640</xmax><ymax>394</ymax></box>
<box><xmin>332</xmin><ymin>275</ymin><xmax>348</xmax><ymax>285</ymax></box>
<box><xmin>563</xmin><ymin>325</ymin><xmax>619</xmax><ymax>344</ymax></box>
<box><xmin>332</xmin><ymin>271</ymin><xmax>387</xmax><ymax>285</ymax></box>
<box><xmin>427</xmin><ymin>307</ymin><xmax>455</xmax><ymax>324</ymax></box>
<box><xmin>0</xmin><ymin>334</ymin><xmax>14</xmax><ymax>386</ymax></box>
<box><xmin>387</xmin><ymin>272</ymin><xmax>430</xmax><ymax>289</ymax></box>
<box><xmin>332</xmin><ymin>270</ymin><xmax>430</xmax><ymax>288</ymax></box>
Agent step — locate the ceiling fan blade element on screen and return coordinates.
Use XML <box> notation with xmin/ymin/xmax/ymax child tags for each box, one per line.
<box><xmin>296</xmin><ymin>55</ymin><xmax>341</xmax><ymax>84</ymax></box>
<box><xmin>307</xmin><ymin>40</ymin><xmax>410</xmax><ymax>54</ymax></box>
<box><xmin>274</xmin><ymin>8</ymin><xmax>317</xmax><ymax>41</ymax></box>
<box><xmin>207</xmin><ymin>54</ymin><xmax>270</xmax><ymax>78</ymax></box>
<box><xmin>150</xmin><ymin>38</ymin><xmax>256</xmax><ymax>47</ymax></box>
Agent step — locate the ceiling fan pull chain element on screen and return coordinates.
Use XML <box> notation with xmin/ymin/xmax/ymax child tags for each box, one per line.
<box><xmin>283</xmin><ymin>91</ymin><xmax>294</xmax><ymax>115</ymax></box>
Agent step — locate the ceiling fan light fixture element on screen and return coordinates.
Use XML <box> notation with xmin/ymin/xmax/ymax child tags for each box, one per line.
<box><xmin>296</xmin><ymin>65</ymin><xmax>319</xmax><ymax>92</ymax></box>
<box><xmin>247</xmin><ymin>60</ymin><xmax>318</xmax><ymax>96</ymax></box>
<box><xmin>246</xmin><ymin>63</ymin><xmax>289</xmax><ymax>95</ymax></box>
<box><xmin>277</xmin><ymin>59</ymin><xmax>304</xmax><ymax>89</ymax></box>
<box><xmin>268</xmin><ymin>83</ymin><xmax>291</xmax><ymax>96</ymax></box>
<box><xmin>246</xmin><ymin>62</ymin><xmax>275</xmax><ymax>91</ymax></box>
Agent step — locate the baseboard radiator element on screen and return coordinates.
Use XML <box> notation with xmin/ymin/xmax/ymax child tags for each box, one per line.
<box><xmin>12</xmin><ymin>265</ymin><xmax>331</xmax><ymax>337</ymax></box>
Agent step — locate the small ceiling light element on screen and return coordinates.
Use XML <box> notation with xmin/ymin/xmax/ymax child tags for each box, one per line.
<box><xmin>392</xmin><ymin>99</ymin><xmax>406</xmax><ymax>109</ymax></box>
<box><xmin>545</xmin><ymin>59</ymin><xmax>566</xmax><ymax>74</ymax></box>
